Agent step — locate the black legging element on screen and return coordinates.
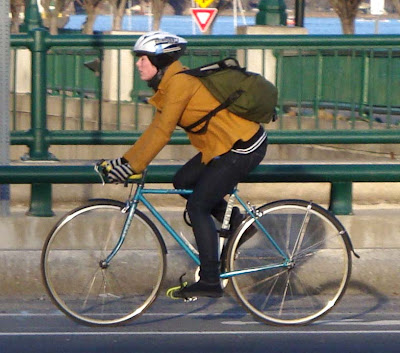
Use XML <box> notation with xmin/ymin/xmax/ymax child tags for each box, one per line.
<box><xmin>173</xmin><ymin>137</ymin><xmax>267</xmax><ymax>282</ymax></box>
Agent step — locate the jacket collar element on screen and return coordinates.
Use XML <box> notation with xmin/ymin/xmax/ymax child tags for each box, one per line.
<box><xmin>157</xmin><ymin>60</ymin><xmax>185</xmax><ymax>92</ymax></box>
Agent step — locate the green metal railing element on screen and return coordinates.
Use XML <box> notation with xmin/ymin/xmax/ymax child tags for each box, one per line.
<box><xmin>47</xmin><ymin>48</ymin><xmax>101</xmax><ymax>99</ymax></box>
<box><xmin>276</xmin><ymin>48</ymin><xmax>400</xmax><ymax>129</ymax></box>
<box><xmin>10</xmin><ymin>32</ymin><xmax>400</xmax><ymax>144</ymax></box>
<box><xmin>2</xmin><ymin>162</ymin><xmax>400</xmax><ymax>217</ymax></box>
<box><xmin>6</xmin><ymin>29</ymin><xmax>400</xmax><ymax>216</ymax></box>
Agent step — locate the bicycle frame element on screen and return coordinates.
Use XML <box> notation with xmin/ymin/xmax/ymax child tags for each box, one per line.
<box><xmin>102</xmin><ymin>172</ymin><xmax>291</xmax><ymax>279</ymax></box>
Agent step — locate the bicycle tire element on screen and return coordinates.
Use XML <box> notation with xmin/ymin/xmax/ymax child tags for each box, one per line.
<box><xmin>41</xmin><ymin>199</ymin><xmax>166</xmax><ymax>326</ymax></box>
<box><xmin>226</xmin><ymin>199</ymin><xmax>352</xmax><ymax>326</ymax></box>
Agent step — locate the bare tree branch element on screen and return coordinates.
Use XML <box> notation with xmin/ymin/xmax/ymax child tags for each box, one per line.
<box><xmin>76</xmin><ymin>0</ymin><xmax>104</xmax><ymax>34</ymax></box>
<box><xmin>108</xmin><ymin>0</ymin><xmax>128</xmax><ymax>31</ymax></box>
<box><xmin>329</xmin><ymin>0</ymin><xmax>363</xmax><ymax>34</ymax></box>
<box><xmin>41</xmin><ymin>0</ymin><xmax>74</xmax><ymax>34</ymax></box>
<box><xmin>389</xmin><ymin>0</ymin><xmax>400</xmax><ymax>14</ymax></box>
<box><xmin>10</xmin><ymin>0</ymin><xmax>25</xmax><ymax>33</ymax></box>
<box><xmin>152</xmin><ymin>0</ymin><xmax>167</xmax><ymax>30</ymax></box>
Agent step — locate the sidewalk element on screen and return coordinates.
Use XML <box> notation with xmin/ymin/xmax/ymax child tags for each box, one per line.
<box><xmin>0</xmin><ymin>204</ymin><xmax>399</xmax><ymax>299</ymax></box>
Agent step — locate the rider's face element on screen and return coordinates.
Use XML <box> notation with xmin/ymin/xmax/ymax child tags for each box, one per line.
<box><xmin>136</xmin><ymin>55</ymin><xmax>158</xmax><ymax>81</ymax></box>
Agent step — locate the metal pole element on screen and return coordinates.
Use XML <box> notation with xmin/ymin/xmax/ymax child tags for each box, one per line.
<box><xmin>28</xmin><ymin>28</ymin><xmax>51</xmax><ymax>160</ymax></box>
<box><xmin>238</xmin><ymin>0</ymin><xmax>247</xmax><ymax>26</ymax></box>
<box><xmin>0</xmin><ymin>0</ymin><xmax>10</xmax><ymax>216</ymax></box>
<box><xmin>295</xmin><ymin>0</ymin><xmax>305</xmax><ymax>27</ymax></box>
<box><xmin>23</xmin><ymin>0</ymin><xmax>43</xmax><ymax>32</ymax></box>
<box><xmin>233</xmin><ymin>0</ymin><xmax>238</xmax><ymax>29</ymax></box>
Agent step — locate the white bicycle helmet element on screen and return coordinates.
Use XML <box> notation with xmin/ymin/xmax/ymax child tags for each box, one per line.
<box><xmin>133</xmin><ymin>31</ymin><xmax>187</xmax><ymax>69</ymax></box>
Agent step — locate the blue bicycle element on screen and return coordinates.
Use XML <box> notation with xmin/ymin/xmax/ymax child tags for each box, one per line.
<box><xmin>41</xmin><ymin>165</ymin><xmax>358</xmax><ymax>326</ymax></box>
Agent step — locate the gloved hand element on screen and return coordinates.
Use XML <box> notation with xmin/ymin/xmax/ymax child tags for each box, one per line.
<box><xmin>102</xmin><ymin>157</ymin><xmax>135</xmax><ymax>184</ymax></box>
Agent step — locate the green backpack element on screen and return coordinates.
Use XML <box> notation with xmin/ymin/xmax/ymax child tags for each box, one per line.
<box><xmin>181</xmin><ymin>57</ymin><xmax>278</xmax><ymax>134</ymax></box>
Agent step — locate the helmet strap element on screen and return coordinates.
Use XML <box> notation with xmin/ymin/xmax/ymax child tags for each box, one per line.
<box><xmin>147</xmin><ymin>65</ymin><xmax>169</xmax><ymax>91</ymax></box>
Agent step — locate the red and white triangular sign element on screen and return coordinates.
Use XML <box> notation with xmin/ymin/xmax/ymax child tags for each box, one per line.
<box><xmin>191</xmin><ymin>8</ymin><xmax>218</xmax><ymax>33</ymax></box>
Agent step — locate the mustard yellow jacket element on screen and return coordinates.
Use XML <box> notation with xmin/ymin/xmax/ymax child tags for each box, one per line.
<box><xmin>123</xmin><ymin>60</ymin><xmax>259</xmax><ymax>173</ymax></box>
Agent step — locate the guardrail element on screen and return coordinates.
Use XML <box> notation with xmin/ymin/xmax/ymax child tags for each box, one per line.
<box><xmin>1</xmin><ymin>162</ymin><xmax>400</xmax><ymax>216</ymax></box>
<box><xmin>6</xmin><ymin>29</ymin><xmax>400</xmax><ymax>216</ymax></box>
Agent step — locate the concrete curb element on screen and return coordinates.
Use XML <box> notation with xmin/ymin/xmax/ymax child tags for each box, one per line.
<box><xmin>0</xmin><ymin>207</ymin><xmax>399</xmax><ymax>297</ymax></box>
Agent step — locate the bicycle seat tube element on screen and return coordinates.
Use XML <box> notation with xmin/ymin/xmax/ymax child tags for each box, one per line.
<box><xmin>233</xmin><ymin>190</ymin><xmax>289</xmax><ymax>261</ymax></box>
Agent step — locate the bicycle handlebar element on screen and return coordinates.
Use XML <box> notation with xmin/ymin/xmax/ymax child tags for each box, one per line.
<box><xmin>94</xmin><ymin>160</ymin><xmax>145</xmax><ymax>186</ymax></box>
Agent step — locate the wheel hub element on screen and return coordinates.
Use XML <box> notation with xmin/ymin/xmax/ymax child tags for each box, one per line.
<box><xmin>99</xmin><ymin>260</ymin><xmax>109</xmax><ymax>269</ymax></box>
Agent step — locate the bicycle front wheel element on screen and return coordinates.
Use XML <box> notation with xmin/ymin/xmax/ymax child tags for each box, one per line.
<box><xmin>41</xmin><ymin>200</ymin><xmax>166</xmax><ymax>326</ymax></box>
<box><xmin>226</xmin><ymin>199</ymin><xmax>352</xmax><ymax>326</ymax></box>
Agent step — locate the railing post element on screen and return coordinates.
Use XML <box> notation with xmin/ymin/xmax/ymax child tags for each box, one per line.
<box><xmin>27</xmin><ymin>183</ymin><xmax>54</xmax><ymax>217</ymax></box>
<box><xmin>295</xmin><ymin>0</ymin><xmax>305</xmax><ymax>27</ymax></box>
<box><xmin>28</xmin><ymin>28</ymin><xmax>52</xmax><ymax>160</ymax></box>
<box><xmin>25</xmin><ymin>27</ymin><xmax>54</xmax><ymax>217</ymax></box>
<box><xmin>329</xmin><ymin>182</ymin><xmax>353</xmax><ymax>215</ymax></box>
<box><xmin>0</xmin><ymin>0</ymin><xmax>10</xmax><ymax>216</ymax></box>
<box><xmin>256</xmin><ymin>0</ymin><xmax>287</xmax><ymax>26</ymax></box>
<box><xmin>21</xmin><ymin>0</ymin><xmax>43</xmax><ymax>32</ymax></box>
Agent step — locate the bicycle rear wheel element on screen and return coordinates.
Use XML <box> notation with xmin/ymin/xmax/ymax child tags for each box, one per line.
<box><xmin>226</xmin><ymin>199</ymin><xmax>352</xmax><ymax>325</ymax></box>
<box><xmin>41</xmin><ymin>200</ymin><xmax>166</xmax><ymax>326</ymax></box>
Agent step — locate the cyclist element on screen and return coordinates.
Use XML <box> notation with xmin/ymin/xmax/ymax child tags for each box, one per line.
<box><xmin>102</xmin><ymin>31</ymin><xmax>267</xmax><ymax>298</ymax></box>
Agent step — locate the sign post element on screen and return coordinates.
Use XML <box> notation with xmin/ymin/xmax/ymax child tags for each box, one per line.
<box><xmin>0</xmin><ymin>0</ymin><xmax>10</xmax><ymax>216</ymax></box>
<box><xmin>371</xmin><ymin>0</ymin><xmax>385</xmax><ymax>33</ymax></box>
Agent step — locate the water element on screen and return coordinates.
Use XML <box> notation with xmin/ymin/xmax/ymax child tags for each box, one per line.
<box><xmin>63</xmin><ymin>14</ymin><xmax>400</xmax><ymax>35</ymax></box>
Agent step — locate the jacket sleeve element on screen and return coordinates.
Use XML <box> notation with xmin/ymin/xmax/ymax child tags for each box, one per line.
<box><xmin>123</xmin><ymin>75</ymin><xmax>196</xmax><ymax>173</ymax></box>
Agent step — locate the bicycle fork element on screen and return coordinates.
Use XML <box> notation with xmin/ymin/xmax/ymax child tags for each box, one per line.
<box><xmin>99</xmin><ymin>185</ymin><xmax>143</xmax><ymax>268</ymax></box>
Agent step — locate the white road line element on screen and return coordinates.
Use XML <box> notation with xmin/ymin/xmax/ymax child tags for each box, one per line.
<box><xmin>0</xmin><ymin>312</ymin><xmax>239</xmax><ymax>318</ymax></box>
<box><xmin>0</xmin><ymin>313</ymin><xmax>63</xmax><ymax>317</ymax></box>
<box><xmin>0</xmin><ymin>330</ymin><xmax>400</xmax><ymax>336</ymax></box>
<box><xmin>222</xmin><ymin>320</ymin><xmax>400</xmax><ymax>326</ymax></box>
<box><xmin>322</xmin><ymin>320</ymin><xmax>400</xmax><ymax>326</ymax></box>
<box><xmin>1</xmin><ymin>313</ymin><xmax>400</xmax><ymax>327</ymax></box>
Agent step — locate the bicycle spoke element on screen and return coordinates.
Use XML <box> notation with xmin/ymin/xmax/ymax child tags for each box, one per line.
<box><xmin>229</xmin><ymin>200</ymin><xmax>351</xmax><ymax>325</ymax></box>
<box><xmin>42</xmin><ymin>202</ymin><xmax>165</xmax><ymax>326</ymax></box>
<box><xmin>279</xmin><ymin>271</ymin><xmax>292</xmax><ymax>317</ymax></box>
<box><xmin>292</xmin><ymin>232</ymin><xmax>344</xmax><ymax>262</ymax></box>
<box><xmin>258</xmin><ymin>270</ymin><xmax>286</xmax><ymax>314</ymax></box>
<box><xmin>101</xmin><ymin>216</ymin><xmax>119</xmax><ymax>258</ymax></box>
<box><xmin>238</xmin><ymin>268</ymin><xmax>289</xmax><ymax>294</ymax></box>
<box><xmin>82</xmin><ymin>266</ymin><xmax>102</xmax><ymax>313</ymax></box>
<box><xmin>290</xmin><ymin>207</ymin><xmax>311</xmax><ymax>259</ymax></box>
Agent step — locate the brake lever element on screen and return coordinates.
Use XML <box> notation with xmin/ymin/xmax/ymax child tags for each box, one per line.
<box><xmin>94</xmin><ymin>161</ymin><xmax>106</xmax><ymax>185</ymax></box>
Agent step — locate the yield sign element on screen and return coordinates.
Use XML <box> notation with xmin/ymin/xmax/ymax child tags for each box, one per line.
<box><xmin>191</xmin><ymin>8</ymin><xmax>218</xmax><ymax>33</ymax></box>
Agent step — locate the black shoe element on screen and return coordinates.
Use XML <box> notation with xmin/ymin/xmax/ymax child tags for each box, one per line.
<box><xmin>175</xmin><ymin>280</ymin><xmax>223</xmax><ymax>299</ymax></box>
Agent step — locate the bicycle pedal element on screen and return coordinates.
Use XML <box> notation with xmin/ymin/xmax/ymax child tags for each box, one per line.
<box><xmin>166</xmin><ymin>282</ymin><xmax>188</xmax><ymax>300</ymax></box>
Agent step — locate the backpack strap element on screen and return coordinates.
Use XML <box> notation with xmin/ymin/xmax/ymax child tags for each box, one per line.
<box><xmin>178</xmin><ymin>57</ymin><xmax>244</xmax><ymax>135</ymax></box>
<box><xmin>183</xmin><ymin>89</ymin><xmax>244</xmax><ymax>135</ymax></box>
<box><xmin>183</xmin><ymin>57</ymin><xmax>241</xmax><ymax>77</ymax></box>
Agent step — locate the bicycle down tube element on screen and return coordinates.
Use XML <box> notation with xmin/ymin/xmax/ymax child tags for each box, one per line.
<box><xmin>106</xmin><ymin>183</ymin><xmax>291</xmax><ymax>279</ymax></box>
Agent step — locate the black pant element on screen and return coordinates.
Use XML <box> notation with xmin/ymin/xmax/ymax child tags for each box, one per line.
<box><xmin>173</xmin><ymin>137</ymin><xmax>267</xmax><ymax>282</ymax></box>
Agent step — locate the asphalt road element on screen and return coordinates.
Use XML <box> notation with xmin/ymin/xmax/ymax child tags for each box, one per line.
<box><xmin>0</xmin><ymin>292</ymin><xmax>399</xmax><ymax>353</ymax></box>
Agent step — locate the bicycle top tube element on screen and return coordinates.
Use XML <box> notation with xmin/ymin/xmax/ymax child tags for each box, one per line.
<box><xmin>141</xmin><ymin>188</ymin><xmax>194</xmax><ymax>196</ymax></box>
